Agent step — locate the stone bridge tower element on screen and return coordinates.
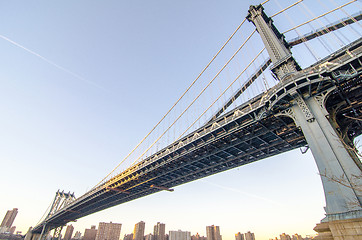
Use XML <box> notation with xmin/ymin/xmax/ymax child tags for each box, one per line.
<box><xmin>247</xmin><ymin>4</ymin><xmax>362</xmax><ymax>239</ymax></box>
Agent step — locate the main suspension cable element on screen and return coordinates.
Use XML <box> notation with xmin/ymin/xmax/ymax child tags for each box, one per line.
<box><xmin>299</xmin><ymin>2</ymin><xmax>340</xmax><ymax>50</ymax></box>
<box><xmin>330</xmin><ymin>0</ymin><xmax>362</xmax><ymax>28</ymax></box>
<box><xmin>319</xmin><ymin>0</ymin><xmax>360</xmax><ymax>41</ymax></box>
<box><xmin>271</xmin><ymin>0</ymin><xmax>304</xmax><ymax>18</ymax></box>
<box><xmin>128</xmin><ymin>30</ymin><xmax>258</xmax><ymax>169</ymax></box>
<box><xmin>274</xmin><ymin>0</ymin><xmax>320</xmax><ymax>61</ymax></box>
<box><xmin>94</xmin><ymin>18</ymin><xmax>249</xmax><ymax>187</ymax></box>
<box><xmin>175</xmin><ymin>48</ymin><xmax>266</xmax><ymax>143</ymax></box>
<box><xmin>283</xmin><ymin>0</ymin><xmax>358</xmax><ymax>34</ymax></box>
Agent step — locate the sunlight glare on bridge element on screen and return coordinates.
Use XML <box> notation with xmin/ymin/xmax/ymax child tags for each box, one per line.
<box><xmin>96</xmin><ymin>0</ymin><xmax>362</xmax><ymax>187</ymax></box>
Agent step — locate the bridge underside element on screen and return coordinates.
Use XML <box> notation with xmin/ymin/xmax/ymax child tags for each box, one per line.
<box><xmin>33</xmin><ymin>37</ymin><xmax>362</xmax><ymax>234</ymax></box>
<box><xmin>35</xmin><ymin>115</ymin><xmax>307</xmax><ymax>233</ymax></box>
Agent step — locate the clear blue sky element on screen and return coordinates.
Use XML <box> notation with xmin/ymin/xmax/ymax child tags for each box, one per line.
<box><xmin>0</xmin><ymin>1</ymin><xmax>361</xmax><ymax>240</ymax></box>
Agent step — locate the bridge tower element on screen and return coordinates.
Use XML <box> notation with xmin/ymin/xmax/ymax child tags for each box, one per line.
<box><xmin>26</xmin><ymin>190</ymin><xmax>76</xmax><ymax>240</ymax></box>
<box><xmin>247</xmin><ymin>4</ymin><xmax>362</xmax><ymax>239</ymax></box>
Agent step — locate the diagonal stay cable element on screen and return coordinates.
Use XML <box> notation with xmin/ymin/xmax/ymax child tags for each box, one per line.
<box><xmin>93</xmin><ymin>18</ymin><xmax>249</xmax><ymax>188</ymax></box>
<box><xmin>271</xmin><ymin>0</ymin><xmax>304</xmax><ymax>18</ymax></box>
<box><xmin>283</xmin><ymin>0</ymin><xmax>358</xmax><ymax>34</ymax></box>
<box><xmin>207</xmin><ymin>58</ymin><xmax>272</xmax><ymax>123</ymax></box>
<box><xmin>103</xmin><ymin>29</ymin><xmax>257</xmax><ymax>190</ymax></box>
<box><xmin>175</xmin><ymin>48</ymin><xmax>266</xmax><ymax>143</ymax></box>
<box><xmin>125</xmin><ymin>29</ymin><xmax>258</xmax><ymax>170</ymax></box>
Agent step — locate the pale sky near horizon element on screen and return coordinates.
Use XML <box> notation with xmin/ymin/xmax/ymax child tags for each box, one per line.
<box><xmin>0</xmin><ymin>1</ymin><xmax>361</xmax><ymax>240</ymax></box>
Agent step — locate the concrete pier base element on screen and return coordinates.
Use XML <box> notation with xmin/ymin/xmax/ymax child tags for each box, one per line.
<box><xmin>314</xmin><ymin>218</ymin><xmax>362</xmax><ymax>240</ymax></box>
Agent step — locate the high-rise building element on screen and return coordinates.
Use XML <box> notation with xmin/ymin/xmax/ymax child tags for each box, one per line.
<box><xmin>64</xmin><ymin>225</ymin><xmax>74</xmax><ymax>240</ymax></box>
<box><xmin>84</xmin><ymin>226</ymin><xmax>98</xmax><ymax>240</ymax></box>
<box><xmin>206</xmin><ymin>225</ymin><xmax>222</xmax><ymax>240</ymax></box>
<box><xmin>291</xmin><ymin>234</ymin><xmax>303</xmax><ymax>240</ymax></box>
<box><xmin>244</xmin><ymin>232</ymin><xmax>255</xmax><ymax>240</ymax></box>
<box><xmin>123</xmin><ymin>234</ymin><xmax>133</xmax><ymax>240</ymax></box>
<box><xmin>191</xmin><ymin>233</ymin><xmax>206</xmax><ymax>240</ymax></box>
<box><xmin>132</xmin><ymin>221</ymin><xmax>145</xmax><ymax>240</ymax></box>
<box><xmin>95</xmin><ymin>222</ymin><xmax>122</xmax><ymax>240</ymax></box>
<box><xmin>169</xmin><ymin>230</ymin><xmax>190</xmax><ymax>240</ymax></box>
<box><xmin>280</xmin><ymin>233</ymin><xmax>291</xmax><ymax>240</ymax></box>
<box><xmin>74</xmin><ymin>231</ymin><xmax>82</xmax><ymax>239</ymax></box>
<box><xmin>144</xmin><ymin>234</ymin><xmax>153</xmax><ymax>240</ymax></box>
<box><xmin>235</xmin><ymin>232</ymin><xmax>244</xmax><ymax>240</ymax></box>
<box><xmin>153</xmin><ymin>222</ymin><xmax>165</xmax><ymax>240</ymax></box>
<box><xmin>0</xmin><ymin>208</ymin><xmax>18</xmax><ymax>233</ymax></box>
<box><xmin>9</xmin><ymin>226</ymin><xmax>16</xmax><ymax>234</ymax></box>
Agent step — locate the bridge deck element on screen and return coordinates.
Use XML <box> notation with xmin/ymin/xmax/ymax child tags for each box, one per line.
<box><xmin>33</xmin><ymin>38</ymin><xmax>362</xmax><ymax>233</ymax></box>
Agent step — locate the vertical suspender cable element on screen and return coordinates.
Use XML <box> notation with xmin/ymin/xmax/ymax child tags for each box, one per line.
<box><xmin>129</xmin><ymin>30</ymin><xmax>257</xmax><ymax>168</ymax></box>
<box><xmin>176</xmin><ymin>49</ymin><xmax>266</xmax><ymax>142</ymax></box>
<box><xmin>271</xmin><ymin>0</ymin><xmax>304</xmax><ymax>18</ymax></box>
<box><xmin>316</xmin><ymin>0</ymin><xmax>355</xmax><ymax>43</ymax></box>
<box><xmin>94</xmin><ymin>18</ymin><xmax>249</xmax><ymax>187</ymax></box>
<box><xmin>283</xmin><ymin>0</ymin><xmax>360</xmax><ymax>34</ymax></box>
<box><xmin>299</xmin><ymin>2</ymin><xmax>340</xmax><ymax>50</ymax></box>
<box><xmin>330</xmin><ymin>0</ymin><xmax>362</xmax><ymax>27</ymax></box>
<box><xmin>275</xmin><ymin>0</ymin><xmax>320</xmax><ymax>61</ymax></box>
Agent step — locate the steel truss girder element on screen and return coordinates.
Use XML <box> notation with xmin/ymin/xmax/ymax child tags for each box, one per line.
<box><xmin>33</xmin><ymin>36</ymin><xmax>362</xmax><ymax>235</ymax></box>
<box><xmin>51</xmin><ymin>116</ymin><xmax>305</xmax><ymax>221</ymax></box>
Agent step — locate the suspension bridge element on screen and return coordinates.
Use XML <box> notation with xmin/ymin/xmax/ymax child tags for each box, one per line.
<box><xmin>27</xmin><ymin>0</ymin><xmax>362</xmax><ymax>239</ymax></box>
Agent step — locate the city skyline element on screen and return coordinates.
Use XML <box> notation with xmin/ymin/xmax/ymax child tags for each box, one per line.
<box><xmin>0</xmin><ymin>217</ymin><xmax>314</xmax><ymax>240</ymax></box>
<box><xmin>0</xmin><ymin>0</ymin><xmax>361</xmax><ymax>240</ymax></box>
<box><xmin>95</xmin><ymin>222</ymin><xmax>122</xmax><ymax>240</ymax></box>
<box><xmin>0</xmin><ymin>208</ymin><xmax>18</xmax><ymax>234</ymax></box>
<box><xmin>0</xmin><ymin>207</ymin><xmax>312</xmax><ymax>240</ymax></box>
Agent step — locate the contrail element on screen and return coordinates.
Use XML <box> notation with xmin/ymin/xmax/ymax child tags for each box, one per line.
<box><xmin>200</xmin><ymin>179</ymin><xmax>283</xmax><ymax>206</ymax></box>
<box><xmin>0</xmin><ymin>34</ymin><xmax>104</xmax><ymax>90</ymax></box>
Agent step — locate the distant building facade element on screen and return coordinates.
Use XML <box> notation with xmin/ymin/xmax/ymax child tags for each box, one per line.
<box><xmin>73</xmin><ymin>231</ymin><xmax>82</xmax><ymax>239</ymax></box>
<box><xmin>144</xmin><ymin>234</ymin><xmax>153</xmax><ymax>240</ymax></box>
<box><xmin>64</xmin><ymin>225</ymin><xmax>74</xmax><ymax>240</ymax></box>
<box><xmin>291</xmin><ymin>234</ymin><xmax>303</xmax><ymax>240</ymax></box>
<box><xmin>123</xmin><ymin>234</ymin><xmax>133</xmax><ymax>240</ymax></box>
<box><xmin>153</xmin><ymin>222</ymin><xmax>165</xmax><ymax>240</ymax></box>
<box><xmin>191</xmin><ymin>233</ymin><xmax>206</xmax><ymax>240</ymax></box>
<box><xmin>169</xmin><ymin>230</ymin><xmax>190</xmax><ymax>240</ymax></box>
<box><xmin>95</xmin><ymin>222</ymin><xmax>122</xmax><ymax>240</ymax></box>
<box><xmin>0</xmin><ymin>208</ymin><xmax>18</xmax><ymax>233</ymax></box>
<box><xmin>235</xmin><ymin>232</ymin><xmax>244</xmax><ymax>240</ymax></box>
<box><xmin>133</xmin><ymin>221</ymin><xmax>145</xmax><ymax>240</ymax></box>
<box><xmin>271</xmin><ymin>233</ymin><xmax>312</xmax><ymax>240</ymax></box>
<box><xmin>206</xmin><ymin>225</ymin><xmax>221</xmax><ymax>240</ymax></box>
<box><xmin>9</xmin><ymin>227</ymin><xmax>16</xmax><ymax>235</ymax></box>
<box><xmin>244</xmin><ymin>232</ymin><xmax>255</xmax><ymax>240</ymax></box>
<box><xmin>280</xmin><ymin>233</ymin><xmax>291</xmax><ymax>240</ymax></box>
<box><xmin>84</xmin><ymin>226</ymin><xmax>97</xmax><ymax>240</ymax></box>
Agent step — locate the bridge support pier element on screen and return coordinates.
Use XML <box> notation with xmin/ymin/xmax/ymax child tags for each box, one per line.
<box><xmin>284</xmin><ymin>93</ymin><xmax>362</xmax><ymax>239</ymax></box>
<box><xmin>289</xmin><ymin>93</ymin><xmax>362</xmax><ymax>218</ymax></box>
<box><xmin>314</xmin><ymin>218</ymin><xmax>362</xmax><ymax>240</ymax></box>
<box><xmin>24</xmin><ymin>228</ymin><xmax>33</xmax><ymax>240</ymax></box>
<box><xmin>246</xmin><ymin>4</ymin><xmax>361</xmax><ymax>238</ymax></box>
